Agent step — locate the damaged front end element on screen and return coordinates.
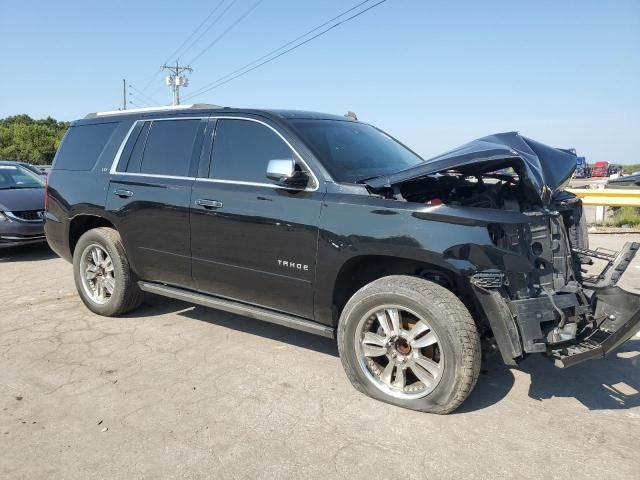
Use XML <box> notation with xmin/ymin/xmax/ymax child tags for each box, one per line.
<box><xmin>366</xmin><ymin>132</ymin><xmax>640</xmax><ymax>367</ymax></box>
<box><xmin>473</xmin><ymin>234</ymin><xmax>639</xmax><ymax>368</ymax></box>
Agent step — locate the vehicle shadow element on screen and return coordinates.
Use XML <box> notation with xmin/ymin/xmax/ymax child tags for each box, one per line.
<box><xmin>119</xmin><ymin>294</ymin><xmax>195</xmax><ymax>319</ymax></box>
<box><xmin>522</xmin><ymin>339</ymin><xmax>640</xmax><ymax>410</ymax></box>
<box><xmin>461</xmin><ymin>340</ymin><xmax>640</xmax><ymax>413</ymax></box>
<box><xmin>123</xmin><ymin>294</ymin><xmax>640</xmax><ymax>412</ymax></box>
<box><xmin>456</xmin><ymin>355</ymin><xmax>516</xmax><ymax>413</ymax></box>
<box><xmin>184</xmin><ymin>305</ymin><xmax>339</xmax><ymax>357</ymax></box>
<box><xmin>0</xmin><ymin>244</ymin><xmax>57</xmax><ymax>262</ymax></box>
<box><xmin>131</xmin><ymin>293</ymin><xmax>340</xmax><ymax>357</ymax></box>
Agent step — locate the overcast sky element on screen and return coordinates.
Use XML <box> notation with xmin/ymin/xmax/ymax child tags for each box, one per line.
<box><xmin>1</xmin><ymin>0</ymin><xmax>639</xmax><ymax>163</ymax></box>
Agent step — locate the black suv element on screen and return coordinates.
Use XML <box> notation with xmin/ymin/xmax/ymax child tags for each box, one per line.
<box><xmin>45</xmin><ymin>105</ymin><xmax>640</xmax><ymax>414</ymax></box>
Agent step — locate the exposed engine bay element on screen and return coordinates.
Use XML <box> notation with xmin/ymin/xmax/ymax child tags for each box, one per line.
<box><xmin>397</xmin><ymin>171</ymin><xmax>525</xmax><ymax>211</ymax></box>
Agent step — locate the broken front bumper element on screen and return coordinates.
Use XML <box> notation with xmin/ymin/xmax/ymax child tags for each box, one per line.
<box><xmin>552</xmin><ymin>283</ymin><xmax>640</xmax><ymax>367</ymax></box>
<box><xmin>474</xmin><ymin>242</ymin><xmax>640</xmax><ymax>368</ymax></box>
<box><xmin>551</xmin><ymin>241</ymin><xmax>640</xmax><ymax>367</ymax></box>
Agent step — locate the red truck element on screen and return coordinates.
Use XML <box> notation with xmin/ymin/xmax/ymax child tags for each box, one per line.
<box><xmin>591</xmin><ymin>161</ymin><xmax>609</xmax><ymax>177</ymax></box>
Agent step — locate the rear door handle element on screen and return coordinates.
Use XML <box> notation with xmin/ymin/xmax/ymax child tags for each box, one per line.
<box><xmin>195</xmin><ymin>199</ymin><xmax>223</xmax><ymax>209</ymax></box>
<box><xmin>114</xmin><ymin>189</ymin><xmax>134</xmax><ymax>198</ymax></box>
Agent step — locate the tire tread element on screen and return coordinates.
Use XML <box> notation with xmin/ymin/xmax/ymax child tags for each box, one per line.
<box><xmin>337</xmin><ymin>275</ymin><xmax>481</xmax><ymax>414</ymax></box>
<box><xmin>73</xmin><ymin>227</ymin><xmax>143</xmax><ymax>316</ymax></box>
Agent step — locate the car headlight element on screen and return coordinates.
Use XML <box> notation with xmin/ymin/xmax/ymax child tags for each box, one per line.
<box><xmin>0</xmin><ymin>212</ymin><xmax>7</xmax><ymax>222</ymax></box>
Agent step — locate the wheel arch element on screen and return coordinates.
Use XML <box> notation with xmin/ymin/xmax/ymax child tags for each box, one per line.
<box><xmin>68</xmin><ymin>214</ymin><xmax>116</xmax><ymax>257</ymax></box>
<box><xmin>329</xmin><ymin>254</ymin><xmax>466</xmax><ymax>326</ymax></box>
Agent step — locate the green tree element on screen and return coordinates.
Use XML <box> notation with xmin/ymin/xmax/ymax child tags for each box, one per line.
<box><xmin>0</xmin><ymin>115</ymin><xmax>69</xmax><ymax>165</ymax></box>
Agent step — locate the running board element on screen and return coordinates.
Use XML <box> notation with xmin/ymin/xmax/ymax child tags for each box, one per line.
<box><xmin>137</xmin><ymin>281</ymin><xmax>335</xmax><ymax>339</ymax></box>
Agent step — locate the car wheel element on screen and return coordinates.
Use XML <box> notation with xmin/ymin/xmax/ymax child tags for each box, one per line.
<box><xmin>337</xmin><ymin>275</ymin><xmax>481</xmax><ymax>414</ymax></box>
<box><xmin>73</xmin><ymin>227</ymin><xmax>143</xmax><ymax>316</ymax></box>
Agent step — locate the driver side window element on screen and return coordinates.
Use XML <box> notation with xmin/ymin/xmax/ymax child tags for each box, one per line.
<box><xmin>210</xmin><ymin>119</ymin><xmax>295</xmax><ymax>184</ymax></box>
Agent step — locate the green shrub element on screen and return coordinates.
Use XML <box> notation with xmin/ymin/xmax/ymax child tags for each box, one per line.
<box><xmin>606</xmin><ymin>207</ymin><xmax>640</xmax><ymax>227</ymax></box>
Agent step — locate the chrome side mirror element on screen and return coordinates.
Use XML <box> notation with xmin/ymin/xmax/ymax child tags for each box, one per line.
<box><xmin>266</xmin><ymin>159</ymin><xmax>309</xmax><ymax>189</ymax></box>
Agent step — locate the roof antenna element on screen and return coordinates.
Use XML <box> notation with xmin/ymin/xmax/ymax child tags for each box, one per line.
<box><xmin>344</xmin><ymin>111</ymin><xmax>358</xmax><ymax>121</ymax></box>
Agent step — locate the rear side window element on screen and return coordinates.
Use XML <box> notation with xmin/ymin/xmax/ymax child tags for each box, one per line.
<box><xmin>138</xmin><ymin>119</ymin><xmax>201</xmax><ymax>177</ymax></box>
<box><xmin>122</xmin><ymin>122</ymin><xmax>151</xmax><ymax>173</ymax></box>
<box><xmin>54</xmin><ymin>122</ymin><xmax>118</xmax><ymax>171</ymax></box>
<box><xmin>210</xmin><ymin>119</ymin><xmax>293</xmax><ymax>183</ymax></box>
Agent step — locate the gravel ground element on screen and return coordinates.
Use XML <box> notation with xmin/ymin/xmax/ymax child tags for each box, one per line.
<box><xmin>1</xmin><ymin>234</ymin><xmax>639</xmax><ymax>480</ymax></box>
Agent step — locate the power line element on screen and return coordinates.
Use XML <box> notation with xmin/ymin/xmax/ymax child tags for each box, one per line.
<box><xmin>139</xmin><ymin>0</ymin><xmax>233</xmax><ymax>94</ymax></box>
<box><xmin>128</xmin><ymin>92</ymin><xmax>153</xmax><ymax>107</ymax></box>
<box><xmin>185</xmin><ymin>0</ymin><xmax>372</xmax><ymax>99</ymax></box>
<box><xmin>184</xmin><ymin>0</ymin><xmax>388</xmax><ymax>101</ymax></box>
<box><xmin>130</xmin><ymin>87</ymin><xmax>160</xmax><ymax>106</ymax></box>
<box><xmin>162</xmin><ymin>0</ymin><xmax>227</xmax><ymax>65</ymax></box>
<box><xmin>137</xmin><ymin>0</ymin><xmax>261</xmax><ymax>97</ymax></box>
<box><xmin>129</xmin><ymin>84</ymin><xmax>162</xmax><ymax>106</ymax></box>
<box><xmin>186</xmin><ymin>0</ymin><xmax>264</xmax><ymax>65</ymax></box>
<box><xmin>129</xmin><ymin>91</ymin><xmax>152</xmax><ymax>107</ymax></box>
<box><xmin>139</xmin><ymin>69</ymin><xmax>164</xmax><ymax>94</ymax></box>
<box><xmin>128</xmin><ymin>101</ymin><xmax>150</xmax><ymax>108</ymax></box>
<box><xmin>178</xmin><ymin>0</ymin><xmax>239</xmax><ymax>62</ymax></box>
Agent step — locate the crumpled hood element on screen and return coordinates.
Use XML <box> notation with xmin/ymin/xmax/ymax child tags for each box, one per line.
<box><xmin>366</xmin><ymin>132</ymin><xmax>577</xmax><ymax>206</ymax></box>
<box><xmin>0</xmin><ymin>187</ymin><xmax>45</xmax><ymax>212</ymax></box>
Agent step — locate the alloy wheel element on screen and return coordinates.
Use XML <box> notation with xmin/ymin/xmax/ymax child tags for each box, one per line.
<box><xmin>79</xmin><ymin>244</ymin><xmax>115</xmax><ymax>305</ymax></box>
<box><xmin>354</xmin><ymin>305</ymin><xmax>444</xmax><ymax>400</ymax></box>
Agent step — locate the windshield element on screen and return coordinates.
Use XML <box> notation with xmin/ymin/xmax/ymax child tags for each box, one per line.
<box><xmin>0</xmin><ymin>165</ymin><xmax>46</xmax><ymax>189</ymax></box>
<box><xmin>290</xmin><ymin>119</ymin><xmax>423</xmax><ymax>183</ymax></box>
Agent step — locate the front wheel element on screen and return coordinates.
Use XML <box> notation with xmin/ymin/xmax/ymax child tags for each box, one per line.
<box><xmin>337</xmin><ymin>275</ymin><xmax>481</xmax><ymax>414</ymax></box>
<box><xmin>73</xmin><ymin>227</ymin><xmax>143</xmax><ymax>316</ymax></box>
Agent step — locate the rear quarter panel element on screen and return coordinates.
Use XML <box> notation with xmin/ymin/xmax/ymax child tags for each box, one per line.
<box><xmin>45</xmin><ymin>120</ymin><xmax>134</xmax><ymax>261</ymax></box>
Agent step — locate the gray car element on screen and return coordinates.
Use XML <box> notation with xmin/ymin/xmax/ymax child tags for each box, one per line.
<box><xmin>0</xmin><ymin>161</ymin><xmax>47</xmax><ymax>248</ymax></box>
<box><xmin>16</xmin><ymin>161</ymin><xmax>48</xmax><ymax>177</ymax></box>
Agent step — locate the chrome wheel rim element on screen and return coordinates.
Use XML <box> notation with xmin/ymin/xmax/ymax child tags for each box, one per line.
<box><xmin>355</xmin><ymin>305</ymin><xmax>444</xmax><ymax>400</ymax></box>
<box><xmin>79</xmin><ymin>243</ymin><xmax>115</xmax><ymax>305</ymax></box>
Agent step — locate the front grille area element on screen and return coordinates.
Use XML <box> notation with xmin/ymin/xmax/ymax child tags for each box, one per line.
<box><xmin>11</xmin><ymin>210</ymin><xmax>44</xmax><ymax>221</ymax></box>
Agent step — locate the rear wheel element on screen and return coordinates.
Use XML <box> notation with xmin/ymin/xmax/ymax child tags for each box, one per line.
<box><xmin>337</xmin><ymin>275</ymin><xmax>481</xmax><ymax>414</ymax></box>
<box><xmin>73</xmin><ymin>227</ymin><xmax>143</xmax><ymax>316</ymax></box>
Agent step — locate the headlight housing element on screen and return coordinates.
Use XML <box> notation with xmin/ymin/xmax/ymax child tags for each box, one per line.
<box><xmin>0</xmin><ymin>211</ymin><xmax>8</xmax><ymax>222</ymax></box>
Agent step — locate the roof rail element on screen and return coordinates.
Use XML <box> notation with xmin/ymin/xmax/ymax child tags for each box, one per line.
<box><xmin>84</xmin><ymin>103</ymin><xmax>223</xmax><ymax>119</ymax></box>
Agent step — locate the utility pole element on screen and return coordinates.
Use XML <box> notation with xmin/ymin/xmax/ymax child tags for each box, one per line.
<box><xmin>122</xmin><ymin>79</ymin><xmax>127</xmax><ymax>110</ymax></box>
<box><xmin>161</xmin><ymin>61</ymin><xmax>193</xmax><ymax>105</ymax></box>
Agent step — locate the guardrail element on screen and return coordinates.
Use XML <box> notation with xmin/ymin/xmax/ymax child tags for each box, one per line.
<box><xmin>566</xmin><ymin>188</ymin><xmax>640</xmax><ymax>207</ymax></box>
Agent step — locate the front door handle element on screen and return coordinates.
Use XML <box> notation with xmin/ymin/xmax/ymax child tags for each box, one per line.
<box><xmin>195</xmin><ymin>198</ymin><xmax>223</xmax><ymax>209</ymax></box>
<box><xmin>114</xmin><ymin>189</ymin><xmax>134</xmax><ymax>198</ymax></box>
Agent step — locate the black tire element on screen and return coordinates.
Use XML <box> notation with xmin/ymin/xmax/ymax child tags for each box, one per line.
<box><xmin>73</xmin><ymin>227</ymin><xmax>143</xmax><ymax>316</ymax></box>
<box><xmin>337</xmin><ymin>275</ymin><xmax>481</xmax><ymax>414</ymax></box>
